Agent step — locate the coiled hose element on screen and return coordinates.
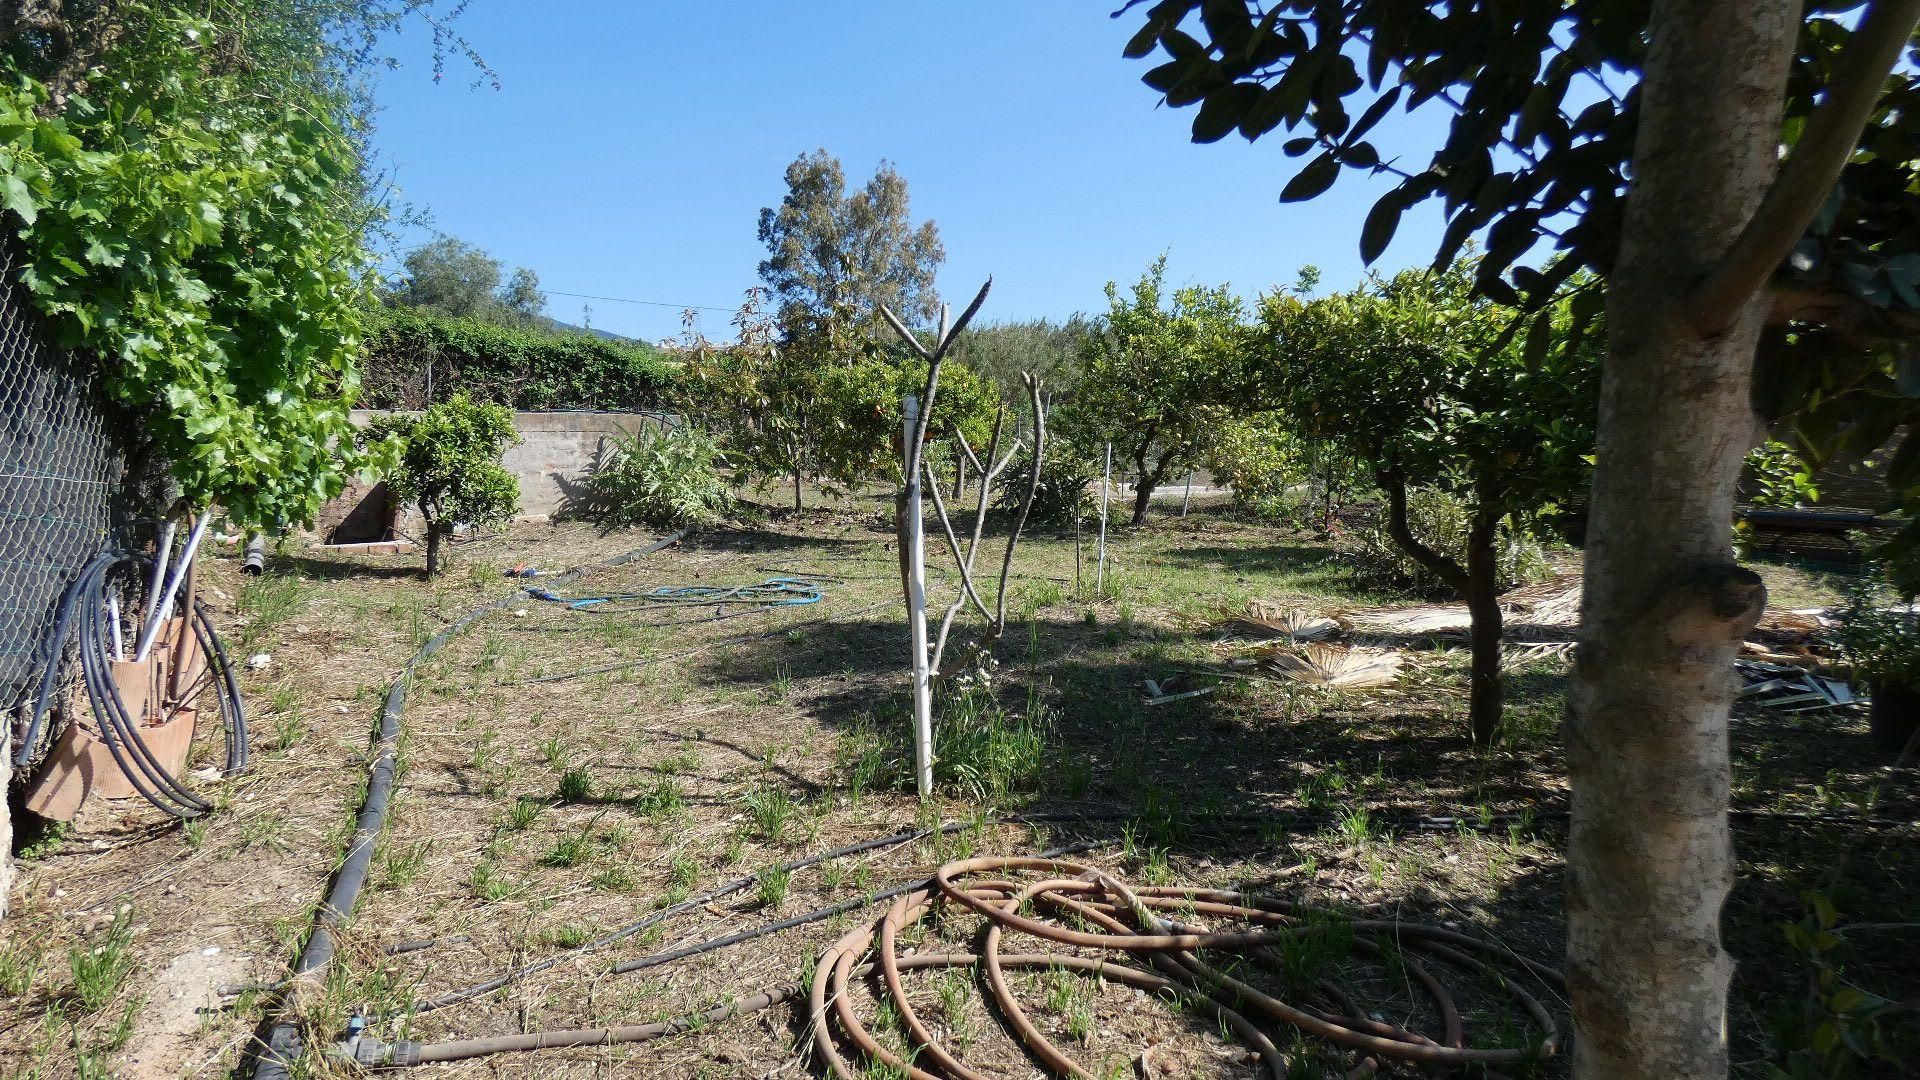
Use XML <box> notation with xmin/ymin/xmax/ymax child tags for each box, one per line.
<box><xmin>14</xmin><ymin>549</ymin><xmax>247</xmax><ymax>817</ymax></box>
<box><xmin>342</xmin><ymin>853</ymin><xmax>1564</xmax><ymax>1073</ymax></box>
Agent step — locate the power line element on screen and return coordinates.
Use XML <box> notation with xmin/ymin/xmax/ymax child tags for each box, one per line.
<box><xmin>545</xmin><ymin>289</ymin><xmax>735</xmax><ymax>313</ymax></box>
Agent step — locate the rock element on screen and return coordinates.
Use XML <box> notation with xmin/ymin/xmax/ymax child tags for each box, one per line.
<box><xmin>246</xmin><ymin>653</ymin><xmax>272</xmax><ymax>671</ymax></box>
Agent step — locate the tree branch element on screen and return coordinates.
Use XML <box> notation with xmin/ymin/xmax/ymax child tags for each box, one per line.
<box><xmin>1688</xmin><ymin>0</ymin><xmax>1920</xmax><ymax>335</ymax></box>
<box><xmin>1379</xmin><ymin>471</ymin><xmax>1473</xmax><ymax>595</ymax></box>
<box><xmin>993</xmin><ymin>375</ymin><xmax>1047</xmax><ymax>634</ymax></box>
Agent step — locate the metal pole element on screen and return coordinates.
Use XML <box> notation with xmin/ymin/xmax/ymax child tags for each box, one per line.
<box><xmin>903</xmin><ymin>394</ymin><xmax>934</xmax><ymax>799</ymax></box>
<box><xmin>1181</xmin><ymin>468</ymin><xmax>1194</xmax><ymax>517</ymax></box>
<box><xmin>1096</xmin><ymin>442</ymin><xmax>1111</xmax><ymax>593</ymax></box>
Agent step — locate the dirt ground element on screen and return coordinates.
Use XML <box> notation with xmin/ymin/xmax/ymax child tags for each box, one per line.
<box><xmin>1</xmin><ymin>495</ymin><xmax>1913</xmax><ymax>1078</ymax></box>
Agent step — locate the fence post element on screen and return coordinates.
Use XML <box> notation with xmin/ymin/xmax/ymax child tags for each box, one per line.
<box><xmin>1096</xmin><ymin>441</ymin><xmax>1111</xmax><ymax>593</ymax></box>
<box><xmin>903</xmin><ymin>394</ymin><xmax>933</xmax><ymax>799</ymax></box>
<box><xmin>1182</xmin><ymin>468</ymin><xmax>1194</xmax><ymax>517</ymax></box>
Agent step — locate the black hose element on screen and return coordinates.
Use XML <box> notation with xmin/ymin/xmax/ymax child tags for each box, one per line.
<box><xmin>14</xmin><ymin>550</ymin><xmax>246</xmax><ymax>815</ymax></box>
<box><xmin>248</xmin><ymin>529</ymin><xmax>689</xmax><ymax>1080</ymax></box>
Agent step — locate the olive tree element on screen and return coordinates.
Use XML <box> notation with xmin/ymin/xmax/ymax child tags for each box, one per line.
<box><xmin>1119</xmin><ymin>1</ymin><xmax>1920</xmax><ymax>1074</ymax></box>
<box><xmin>368</xmin><ymin>394</ymin><xmax>519</xmax><ymax>577</ymax></box>
<box><xmin>1059</xmin><ymin>256</ymin><xmax>1250</xmax><ymax>525</ymax></box>
<box><xmin>1260</xmin><ymin>260</ymin><xmax>1599</xmax><ymax>744</ymax></box>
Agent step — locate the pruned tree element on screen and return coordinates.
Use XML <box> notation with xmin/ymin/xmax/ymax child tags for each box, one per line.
<box><xmin>1057</xmin><ymin>256</ymin><xmax>1250</xmax><ymax>525</ymax></box>
<box><xmin>1260</xmin><ymin>259</ymin><xmax>1600</xmax><ymax>744</ymax></box>
<box><xmin>1119</xmin><ymin>1</ymin><xmax>1920</xmax><ymax>1075</ymax></box>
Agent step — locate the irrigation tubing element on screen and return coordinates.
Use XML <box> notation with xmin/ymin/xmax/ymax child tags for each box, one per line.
<box><xmin>15</xmin><ymin>550</ymin><xmax>247</xmax><ymax>817</ymax></box>
<box><xmin>526</xmin><ymin>575</ymin><xmax>825</xmax><ymax>612</ymax></box>
<box><xmin>342</xmin><ymin>853</ymin><xmax>1564</xmax><ymax>1073</ymax></box>
<box><xmin>247</xmin><ymin>529</ymin><xmax>689</xmax><ymax>1080</ymax></box>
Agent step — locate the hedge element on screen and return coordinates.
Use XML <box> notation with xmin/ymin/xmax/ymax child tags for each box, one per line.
<box><xmin>359</xmin><ymin>306</ymin><xmax>678</xmax><ymax>411</ymax></box>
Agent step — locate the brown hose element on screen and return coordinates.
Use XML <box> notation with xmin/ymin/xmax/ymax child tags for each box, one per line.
<box><xmin>813</xmin><ymin>856</ymin><xmax>1566</xmax><ymax>1077</ymax></box>
<box><xmin>382</xmin><ymin>855</ymin><xmax>1565</xmax><ymax>1075</ymax></box>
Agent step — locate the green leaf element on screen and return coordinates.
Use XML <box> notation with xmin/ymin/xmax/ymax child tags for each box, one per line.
<box><xmin>1</xmin><ymin>174</ymin><xmax>36</xmax><ymax>224</ymax></box>
<box><xmin>1359</xmin><ymin>193</ymin><xmax>1404</xmax><ymax>265</ymax></box>
<box><xmin>1280</xmin><ymin>153</ymin><xmax>1340</xmax><ymax>203</ymax></box>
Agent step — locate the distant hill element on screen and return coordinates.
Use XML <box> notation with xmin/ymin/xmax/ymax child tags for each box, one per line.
<box><xmin>536</xmin><ymin>314</ymin><xmax>633</xmax><ymax>343</ymax></box>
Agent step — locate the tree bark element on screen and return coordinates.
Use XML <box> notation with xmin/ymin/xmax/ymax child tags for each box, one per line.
<box><xmin>425</xmin><ymin>524</ymin><xmax>448</xmax><ymax>579</ymax></box>
<box><xmin>1567</xmin><ymin>3</ymin><xmax>1797</xmax><ymax>1076</ymax></box>
<box><xmin>1381</xmin><ymin>473</ymin><xmax>1504</xmax><ymax>743</ymax></box>
<box><xmin>1463</xmin><ymin>512</ymin><xmax>1504</xmax><ymax>746</ymax></box>
<box><xmin>793</xmin><ymin>468</ymin><xmax>803</xmax><ymax>511</ymax></box>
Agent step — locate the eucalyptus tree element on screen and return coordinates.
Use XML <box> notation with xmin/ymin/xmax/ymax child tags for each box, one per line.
<box><xmin>1119</xmin><ymin>1</ymin><xmax>1920</xmax><ymax>1075</ymax></box>
<box><xmin>757</xmin><ymin>149</ymin><xmax>945</xmax><ymax>357</ymax></box>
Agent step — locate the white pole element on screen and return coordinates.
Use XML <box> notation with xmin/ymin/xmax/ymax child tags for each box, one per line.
<box><xmin>135</xmin><ymin>509</ymin><xmax>211</xmax><ymax>661</ymax></box>
<box><xmin>903</xmin><ymin>394</ymin><xmax>934</xmax><ymax>799</ymax></box>
<box><xmin>107</xmin><ymin>594</ymin><xmax>124</xmax><ymax>661</ymax></box>
<box><xmin>1182</xmin><ymin>468</ymin><xmax>1194</xmax><ymax>517</ymax></box>
<box><xmin>1096</xmin><ymin>442</ymin><xmax>1111</xmax><ymax>593</ymax></box>
<box><xmin>143</xmin><ymin>520</ymin><xmax>176</xmax><ymax>631</ymax></box>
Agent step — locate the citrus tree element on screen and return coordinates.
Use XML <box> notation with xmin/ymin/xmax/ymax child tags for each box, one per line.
<box><xmin>367</xmin><ymin>394</ymin><xmax>519</xmax><ymax>577</ymax></box>
<box><xmin>1120</xmin><ymin>2</ymin><xmax>1920</xmax><ymax>1072</ymax></box>
<box><xmin>679</xmin><ymin>290</ymin><xmax>996</xmax><ymax>507</ymax></box>
<box><xmin>1058</xmin><ymin>256</ymin><xmax>1251</xmax><ymax>525</ymax></box>
<box><xmin>1261</xmin><ymin>259</ymin><xmax>1600</xmax><ymax>744</ymax></box>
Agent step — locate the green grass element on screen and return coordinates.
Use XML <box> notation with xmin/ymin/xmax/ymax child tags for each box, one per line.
<box><xmin>68</xmin><ymin>910</ymin><xmax>136</xmax><ymax>1013</ymax></box>
<box><xmin>743</xmin><ymin>784</ymin><xmax>797</xmax><ymax>843</ymax></box>
<box><xmin>755</xmin><ymin>865</ymin><xmax>792</xmax><ymax>908</ymax></box>
<box><xmin>556</xmin><ymin>766</ymin><xmax>594</xmax><ymax>803</ymax></box>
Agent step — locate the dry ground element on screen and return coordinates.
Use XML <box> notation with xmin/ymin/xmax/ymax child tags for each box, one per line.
<box><xmin>1</xmin><ymin>496</ymin><xmax>1913</xmax><ymax>1078</ymax></box>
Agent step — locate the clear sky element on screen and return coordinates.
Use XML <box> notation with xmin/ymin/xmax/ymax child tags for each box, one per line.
<box><xmin>367</xmin><ymin>2</ymin><xmax>1447</xmax><ymax>343</ymax></box>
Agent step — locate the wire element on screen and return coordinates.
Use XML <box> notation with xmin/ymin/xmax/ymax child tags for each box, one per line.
<box><xmin>526</xmin><ymin>576</ymin><xmax>825</xmax><ymax>613</ymax></box>
<box><xmin>543</xmin><ymin>289</ymin><xmax>734</xmax><ymax>313</ymax></box>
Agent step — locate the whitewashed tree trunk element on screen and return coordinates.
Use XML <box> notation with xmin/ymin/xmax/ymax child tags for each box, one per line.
<box><xmin>1567</xmin><ymin>2</ymin><xmax>1797</xmax><ymax>1075</ymax></box>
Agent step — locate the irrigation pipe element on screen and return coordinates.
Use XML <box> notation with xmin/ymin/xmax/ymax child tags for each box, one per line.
<box><xmin>341</xmin><ymin>852</ymin><xmax>1564</xmax><ymax>1073</ymax></box>
<box><xmin>247</xmin><ymin>529</ymin><xmax>689</xmax><ymax>1080</ymax></box>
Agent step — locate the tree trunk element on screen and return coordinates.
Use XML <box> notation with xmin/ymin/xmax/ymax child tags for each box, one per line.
<box><xmin>425</xmin><ymin>524</ymin><xmax>448</xmax><ymax>579</ymax></box>
<box><xmin>1463</xmin><ymin>513</ymin><xmax>1504</xmax><ymax>746</ymax></box>
<box><xmin>1130</xmin><ymin>477</ymin><xmax>1154</xmax><ymax>526</ymax></box>
<box><xmin>1567</xmin><ymin>3</ymin><xmax>1796</xmax><ymax>1076</ymax></box>
<box><xmin>793</xmin><ymin>468</ymin><xmax>803</xmax><ymax>511</ymax></box>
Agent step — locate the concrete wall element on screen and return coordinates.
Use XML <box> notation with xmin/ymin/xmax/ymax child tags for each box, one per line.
<box><xmin>335</xmin><ymin>409</ymin><xmax>667</xmax><ymax>526</ymax></box>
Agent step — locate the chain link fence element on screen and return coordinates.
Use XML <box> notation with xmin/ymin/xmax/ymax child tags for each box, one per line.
<box><xmin>0</xmin><ymin>242</ymin><xmax>120</xmax><ymax>759</ymax></box>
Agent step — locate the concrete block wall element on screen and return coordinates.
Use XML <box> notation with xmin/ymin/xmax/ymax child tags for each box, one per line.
<box><xmin>321</xmin><ymin>411</ymin><xmax>667</xmax><ymax>536</ymax></box>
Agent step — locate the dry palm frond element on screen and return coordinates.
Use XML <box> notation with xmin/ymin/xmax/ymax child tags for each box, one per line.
<box><xmin>1257</xmin><ymin>643</ymin><xmax>1403</xmax><ymax>688</ymax></box>
<box><xmin>1343</xmin><ymin>606</ymin><xmax>1471</xmax><ymax>635</ymax></box>
<box><xmin>1243</xmin><ymin>601</ymin><xmax>1342</xmax><ymax>641</ymax></box>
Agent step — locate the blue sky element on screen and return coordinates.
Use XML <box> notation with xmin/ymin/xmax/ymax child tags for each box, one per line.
<box><xmin>368</xmin><ymin>2</ymin><xmax>1448</xmax><ymax>342</ymax></box>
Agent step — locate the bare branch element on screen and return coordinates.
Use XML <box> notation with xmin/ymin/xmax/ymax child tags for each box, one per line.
<box><xmin>994</xmin><ymin>375</ymin><xmax>1047</xmax><ymax>633</ymax></box>
<box><xmin>878</xmin><ymin>303</ymin><xmax>934</xmax><ymax>361</ymax></box>
<box><xmin>1688</xmin><ymin>0</ymin><xmax>1920</xmax><ymax>334</ymax></box>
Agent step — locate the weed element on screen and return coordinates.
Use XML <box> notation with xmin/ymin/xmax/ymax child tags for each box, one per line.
<box><xmin>182</xmin><ymin>816</ymin><xmax>207</xmax><ymax>851</ymax></box>
<box><xmin>668</xmin><ymin>853</ymin><xmax>700</xmax><ymax>902</ymax></box>
<box><xmin>543</xmin><ymin>815</ymin><xmax>604</xmax><ymax>867</ymax></box>
<box><xmin>634</xmin><ymin>778</ymin><xmax>686</xmax><ymax>821</ymax></box>
<box><xmin>744</xmin><ymin>784</ymin><xmax>797</xmax><ymax>843</ymax></box>
<box><xmin>380</xmin><ymin>839</ymin><xmax>434</xmax><ymax>889</ymax></box>
<box><xmin>557</xmin><ymin>766</ymin><xmax>594</xmax><ymax>803</ymax></box>
<box><xmin>68</xmin><ymin>909</ymin><xmax>136</xmax><ymax>1012</ymax></box>
<box><xmin>541</xmin><ymin>925</ymin><xmax>593</xmax><ymax>949</ymax></box>
<box><xmin>507</xmin><ymin>798</ymin><xmax>543</xmax><ymax>831</ymax></box>
<box><xmin>238</xmin><ymin>573</ymin><xmax>308</xmax><ymax>649</ymax></box>
<box><xmin>592</xmin><ymin>865</ymin><xmax>637</xmax><ymax>892</ymax></box>
<box><xmin>470</xmin><ymin>862</ymin><xmax>518</xmax><ymax>902</ymax></box>
<box><xmin>658</xmin><ymin>747</ymin><xmax>700</xmax><ymax>775</ymax></box>
<box><xmin>756</xmin><ymin>865</ymin><xmax>792</xmax><ymax>909</ymax></box>
<box><xmin>1042</xmin><ymin>964</ymin><xmax>1095</xmax><ymax>1042</ymax></box>
<box><xmin>0</xmin><ymin>939</ymin><xmax>40</xmax><ymax>996</ymax></box>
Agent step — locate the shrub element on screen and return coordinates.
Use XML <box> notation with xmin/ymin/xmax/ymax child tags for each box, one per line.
<box><xmin>576</xmin><ymin>425</ymin><xmax>732</xmax><ymax>528</ymax></box>
<box><xmin>1203</xmin><ymin>410</ymin><xmax>1304</xmax><ymax>521</ymax></box>
<box><xmin>999</xmin><ymin>441</ymin><xmax>1098</xmax><ymax>525</ymax></box>
<box><xmin>367</xmin><ymin>394</ymin><xmax>519</xmax><ymax>577</ymax></box>
<box><xmin>359</xmin><ymin>306</ymin><xmax>676</xmax><ymax>412</ymax></box>
<box><xmin>1348</xmin><ymin>487</ymin><xmax>1552</xmax><ymax>597</ymax></box>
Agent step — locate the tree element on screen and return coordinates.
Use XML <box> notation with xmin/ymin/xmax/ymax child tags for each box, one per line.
<box><xmin>677</xmin><ymin>289</ymin><xmax>996</xmax><ymax>509</ymax></box>
<box><xmin>1260</xmin><ymin>260</ymin><xmax>1599</xmax><ymax>744</ymax></box>
<box><xmin>1058</xmin><ymin>256</ymin><xmax>1249</xmax><ymax>525</ymax></box>
<box><xmin>368</xmin><ymin>393</ymin><xmax>519</xmax><ymax>577</ymax></box>
<box><xmin>957</xmin><ymin>317</ymin><xmax>1091</xmax><ymax>404</ymax></box>
<box><xmin>757</xmin><ymin>149</ymin><xmax>944</xmax><ymax>351</ymax></box>
<box><xmin>390</xmin><ymin>235</ymin><xmax>545</xmax><ymax>324</ymax></box>
<box><xmin>1119</xmin><ymin>1</ymin><xmax>1920</xmax><ymax>1075</ymax></box>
